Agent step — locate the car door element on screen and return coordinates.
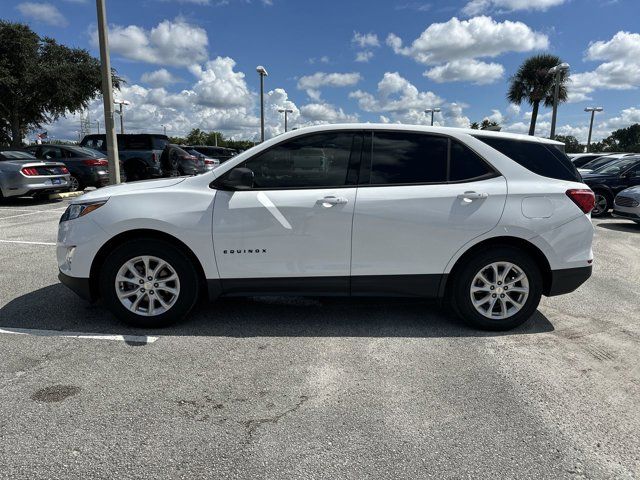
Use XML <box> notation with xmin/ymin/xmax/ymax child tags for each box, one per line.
<box><xmin>212</xmin><ymin>130</ymin><xmax>362</xmax><ymax>294</ymax></box>
<box><xmin>351</xmin><ymin>131</ymin><xmax>507</xmax><ymax>297</ymax></box>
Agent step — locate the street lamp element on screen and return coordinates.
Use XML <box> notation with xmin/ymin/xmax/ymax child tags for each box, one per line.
<box><xmin>113</xmin><ymin>99</ymin><xmax>130</xmax><ymax>134</ymax></box>
<box><xmin>548</xmin><ymin>62</ymin><xmax>570</xmax><ymax>139</ymax></box>
<box><xmin>95</xmin><ymin>120</ymin><xmax>100</xmax><ymax>134</ymax></box>
<box><xmin>424</xmin><ymin>108</ymin><xmax>441</xmax><ymax>126</ymax></box>
<box><xmin>278</xmin><ymin>108</ymin><xmax>293</xmax><ymax>132</ymax></box>
<box><xmin>256</xmin><ymin>65</ymin><xmax>268</xmax><ymax>142</ymax></box>
<box><xmin>95</xmin><ymin>0</ymin><xmax>121</xmax><ymax>184</ymax></box>
<box><xmin>161</xmin><ymin>124</ymin><xmax>167</xmax><ymax>136</ymax></box>
<box><xmin>585</xmin><ymin>107</ymin><xmax>603</xmax><ymax>152</ymax></box>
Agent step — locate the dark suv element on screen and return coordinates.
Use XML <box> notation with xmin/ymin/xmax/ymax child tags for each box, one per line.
<box><xmin>184</xmin><ymin>145</ymin><xmax>237</xmax><ymax>163</ymax></box>
<box><xmin>581</xmin><ymin>156</ymin><xmax>640</xmax><ymax>216</ymax></box>
<box><xmin>80</xmin><ymin>134</ymin><xmax>169</xmax><ymax>181</ymax></box>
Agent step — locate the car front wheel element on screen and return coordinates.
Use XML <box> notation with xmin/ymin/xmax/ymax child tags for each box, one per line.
<box><xmin>591</xmin><ymin>192</ymin><xmax>611</xmax><ymax>217</ymax></box>
<box><xmin>451</xmin><ymin>247</ymin><xmax>542</xmax><ymax>330</ymax></box>
<box><xmin>100</xmin><ymin>239</ymin><xmax>200</xmax><ymax>327</ymax></box>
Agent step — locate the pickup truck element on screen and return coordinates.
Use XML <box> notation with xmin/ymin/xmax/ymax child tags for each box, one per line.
<box><xmin>80</xmin><ymin>134</ymin><xmax>169</xmax><ymax>181</ymax></box>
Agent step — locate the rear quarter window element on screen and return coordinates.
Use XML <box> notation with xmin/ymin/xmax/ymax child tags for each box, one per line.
<box><xmin>475</xmin><ymin>136</ymin><xmax>580</xmax><ymax>182</ymax></box>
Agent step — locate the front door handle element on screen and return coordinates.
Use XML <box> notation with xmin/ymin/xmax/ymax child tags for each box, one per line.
<box><xmin>457</xmin><ymin>191</ymin><xmax>489</xmax><ymax>202</ymax></box>
<box><xmin>318</xmin><ymin>196</ymin><xmax>349</xmax><ymax>207</ymax></box>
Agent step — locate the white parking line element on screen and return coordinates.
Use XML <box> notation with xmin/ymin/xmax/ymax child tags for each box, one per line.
<box><xmin>0</xmin><ymin>211</ymin><xmax>58</xmax><ymax>220</ymax></box>
<box><xmin>0</xmin><ymin>327</ymin><xmax>158</xmax><ymax>344</ymax></box>
<box><xmin>0</xmin><ymin>239</ymin><xmax>56</xmax><ymax>246</ymax></box>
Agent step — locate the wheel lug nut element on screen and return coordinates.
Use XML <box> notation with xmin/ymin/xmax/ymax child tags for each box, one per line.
<box><xmin>492</xmin><ymin>294</ymin><xmax>497</xmax><ymax>298</ymax></box>
<box><xmin>139</xmin><ymin>280</ymin><xmax>144</xmax><ymax>284</ymax></box>
<box><xmin>154</xmin><ymin>283</ymin><xmax>159</xmax><ymax>288</ymax></box>
<box><xmin>504</xmin><ymin>286</ymin><xmax>508</xmax><ymax>290</ymax></box>
<box><xmin>498</xmin><ymin>281</ymin><xmax>502</xmax><ymax>285</ymax></box>
<box><xmin>500</xmin><ymin>294</ymin><xmax>505</xmax><ymax>298</ymax></box>
<box><xmin>148</xmin><ymin>276</ymin><xmax>153</xmax><ymax>281</ymax></box>
<box><xmin>490</xmin><ymin>286</ymin><xmax>494</xmax><ymax>290</ymax></box>
<box><xmin>150</xmin><ymin>290</ymin><xmax>154</xmax><ymax>295</ymax></box>
<box><xmin>140</xmin><ymin>288</ymin><xmax>145</xmax><ymax>293</ymax></box>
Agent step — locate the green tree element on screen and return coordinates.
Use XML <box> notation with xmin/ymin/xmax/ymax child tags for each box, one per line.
<box><xmin>0</xmin><ymin>21</ymin><xmax>120</xmax><ymax>147</ymax></box>
<box><xmin>470</xmin><ymin>119</ymin><xmax>500</xmax><ymax>130</ymax></box>
<box><xmin>591</xmin><ymin>124</ymin><xmax>640</xmax><ymax>153</ymax></box>
<box><xmin>507</xmin><ymin>54</ymin><xmax>568</xmax><ymax>136</ymax></box>
<box><xmin>554</xmin><ymin>135</ymin><xmax>582</xmax><ymax>153</ymax></box>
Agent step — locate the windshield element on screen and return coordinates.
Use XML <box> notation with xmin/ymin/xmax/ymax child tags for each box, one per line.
<box><xmin>593</xmin><ymin>158</ymin><xmax>639</xmax><ymax>174</ymax></box>
<box><xmin>0</xmin><ymin>151</ymin><xmax>37</xmax><ymax>160</ymax></box>
<box><xmin>582</xmin><ymin>156</ymin><xmax>620</xmax><ymax>170</ymax></box>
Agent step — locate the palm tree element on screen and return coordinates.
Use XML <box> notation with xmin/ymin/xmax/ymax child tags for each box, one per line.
<box><xmin>507</xmin><ymin>54</ymin><xmax>569</xmax><ymax>136</ymax></box>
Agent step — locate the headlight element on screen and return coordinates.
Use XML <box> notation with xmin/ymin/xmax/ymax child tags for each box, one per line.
<box><xmin>60</xmin><ymin>200</ymin><xmax>108</xmax><ymax>222</ymax></box>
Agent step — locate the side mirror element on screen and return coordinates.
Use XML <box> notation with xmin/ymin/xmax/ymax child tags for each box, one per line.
<box><xmin>219</xmin><ymin>167</ymin><xmax>254</xmax><ymax>190</ymax></box>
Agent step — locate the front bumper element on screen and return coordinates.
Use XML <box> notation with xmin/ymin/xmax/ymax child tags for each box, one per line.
<box><xmin>546</xmin><ymin>266</ymin><xmax>592</xmax><ymax>296</ymax></box>
<box><xmin>613</xmin><ymin>209</ymin><xmax>640</xmax><ymax>221</ymax></box>
<box><xmin>59</xmin><ymin>270</ymin><xmax>92</xmax><ymax>301</ymax></box>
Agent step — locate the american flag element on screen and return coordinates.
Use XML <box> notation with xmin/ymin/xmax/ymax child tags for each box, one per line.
<box><xmin>36</xmin><ymin>131</ymin><xmax>48</xmax><ymax>139</ymax></box>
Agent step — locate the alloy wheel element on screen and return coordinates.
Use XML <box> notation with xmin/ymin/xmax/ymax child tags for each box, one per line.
<box><xmin>114</xmin><ymin>255</ymin><xmax>180</xmax><ymax>316</ymax></box>
<box><xmin>68</xmin><ymin>176</ymin><xmax>80</xmax><ymax>192</ymax></box>
<box><xmin>592</xmin><ymin>194</ymin><xmax>608</xmax><ymax>216</ymax></box>
<box><xmin>469</xmin><ymin>262</ymin><xmax>530</xmax><ymax>320</ymax></box>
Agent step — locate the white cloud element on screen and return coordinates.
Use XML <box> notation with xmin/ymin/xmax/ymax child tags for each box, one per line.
<box><xmin>462</xmin><ymin>0</ymin><xmax>566</xmax><ymax>15</ymax></box>
<box><xmin>355</xmin><ymin>51</ymin><xmax>374</xmax><ymax>63</ymax></box>
<box><xmin>16</xmin><ymin>2</ymin><xmax>68</xmax><ymax>26</ymax></box>
<box><xmin>352</xmin><ymin>32</ymin><xmax>380</xmax><ymax>48</ymax></box>
<box><xmin>297</xmin><ymin>72</ymin><xmax>362</xmax><ymax>100</ymax></box>
<box><xmin>299</xmin><ymin>103</ymin><xmax>359</xmax><ymax>123</ymax></box>
<box><xmin>424</xmin><ymin>59</ymin><xmax>504</xmax><ymax>84</ymax></box>
<box><xmin>140</xmin><ymin>69</ymin><xmax>181</xmax><ymax>87</ymax></box>
<box><xmin>387</xmin><ymin>16</ymin><xmax>548</xmax><ymax>65</ymax></box>
<box><xmin>349</xmin><ymin>72</ymin><xmax>442</xmax><ymax>114</ymax></box>
<box><xmin>91</xmin><ymin>18</ymin><xmax>209</xmax><ymax>67</ymax></box>
<box><xmin>189</xmin><ymin>57</ymin><xmax>251</xmax><ymax>108</ymax></box>
<box><xmin>569</xmin><ymin>31</ymin><xmax>640</xmax><ymax>102</ymax></box>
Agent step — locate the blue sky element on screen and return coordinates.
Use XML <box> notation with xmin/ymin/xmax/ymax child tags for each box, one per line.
<box><xmin>4</xmin><ymin>0</ymin><xmax>640</xmax><ymax>142</ymax></box>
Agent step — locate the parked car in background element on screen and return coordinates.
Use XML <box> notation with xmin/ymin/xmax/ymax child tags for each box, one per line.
<box><xmin>24</xmin><ymin>144</ymin><xmax>110</xmax><ymax>192</ymax></box>
<box><xmin>160</xmin><ymin>145</ymin><xmax>205</xmax><ymax>176</ymax></box>
<box><xmin>613</xmin><ymin>186</ymin><xmax>640</xmax><ymax>224</ymax></box>
<box><xmin>58</xmin><ymin>124</ymin><xmax>594</xmax><ymax>331</ymax></box>
<box><xmin>569</xmin><ymin>153</ymin><xmax>612</xmax><ymax>168</ymax></box>
<box><xmin>80</xmin><ymin>134</ymin><xmax>169</xmax><ymax>181</ymax></box>
<box><xmin>185</xmin><ymin>145</ymin><xmax>237</xmax><ymax>164</ymax></box>
<box><xmin>578</xmin><ymin>153</ymin><xmax>635</xmax><ymax>174</ymax></box>
<box><xmin>581</xmin><ymin>156</ymin><xmax>640</xmax><ymax>216</ymax></box>
<box><xmin>0</xmin><ymin>149</ymin><xmax>70</xmax><ymax>199</ymax></box>
<box><xmin>183</xmin><ymin>148</ymin><xmax>220</xmax><ymax>171</ymax></box>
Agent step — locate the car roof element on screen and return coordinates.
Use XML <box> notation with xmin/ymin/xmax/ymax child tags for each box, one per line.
<box><xmin>280</xmin><ymin>123</ymin><xmax>565</xmax><ymax>146</ymax></box>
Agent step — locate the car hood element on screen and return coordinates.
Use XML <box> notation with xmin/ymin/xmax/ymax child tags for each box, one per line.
<box><xmin>618</xmin><ymin>186</ymin><xmax>640</xmax><ymax>197</ymax></box>
<box><xmin>74</xmin><ymin>177</ymin><xmax>186</xmax><ymax>202</ymax></box>
<box><xmin>581</xmin><ymin>173</ymin><xmax>614</xmax><ymax>181</ymax></box>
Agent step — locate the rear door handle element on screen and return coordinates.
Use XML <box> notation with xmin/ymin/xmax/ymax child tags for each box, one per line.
<box><xmin>457</xmin><ymin>191</ymin><xmax>489</xmax><ymax>201</ymax></box>
<box><xmin>318</xmin><ymin>196</ymin><xmax>348</xmax><ymax>207</ymax></box>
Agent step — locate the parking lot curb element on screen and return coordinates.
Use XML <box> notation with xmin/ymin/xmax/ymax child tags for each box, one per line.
<box><xmin>49</xmin><ymin>191</ymin><xmax>85</xmax><ymax>200</ymax></box>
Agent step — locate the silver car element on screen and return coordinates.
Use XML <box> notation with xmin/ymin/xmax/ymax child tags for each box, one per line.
<box><xmin>613</xmin><ymin>186</ymin><xmax>640</xmax><ymax>224</ymax></box>
<box><xmin>0</xmin><ymin>149</ymin><xmax>70</xmax><ymax>199</ymax></box>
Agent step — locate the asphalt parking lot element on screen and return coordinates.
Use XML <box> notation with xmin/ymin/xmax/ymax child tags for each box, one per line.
<box><xmin>0</xmin><ymin>197</ymin><xmax>638</xmax><ymax>479</ymax></box>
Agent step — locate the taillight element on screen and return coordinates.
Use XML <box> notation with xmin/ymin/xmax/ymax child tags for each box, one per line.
<box><xmin>61</xmin><ymin>166</ymin><xmax>69</xmax><ymax>174</ymax></box>
<box><xmin>82</xmin><ymin>159</ymin><xmax>108</xmax><ymax>167</ymax></box>
<box><xmin>566</xmin><ymin>189</ymin><xmax>595</xmax><ymax>214</ymax></box>
<box><xmin>21</xmin><ymin>167</ymin><xmax>39</xmax><ymax>176</ymax></box>
<box><xmin>152</xmin><ymin>153</ymin><xmax>157</xmax><ymax>163</ymax></box>
<box><xmin>204</xmin><ymin>159</ymin><xmax>214</xmax><ymax>164</ymax></box>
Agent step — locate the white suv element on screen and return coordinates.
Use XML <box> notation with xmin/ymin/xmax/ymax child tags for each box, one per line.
<box><xmin>57</xmin><ymin>124</ymin><xmax>595</xmax><ymax>330</ymax></box>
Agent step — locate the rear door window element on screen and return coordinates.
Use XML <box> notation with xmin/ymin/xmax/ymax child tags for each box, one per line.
<box><xmin>450</xmin><ymin>140</ymin><xmax>494</xmax><ymax>182</ymax></box>
<box><xmin>370</xmin><ymin>132</ymin><xmax>448</xmax><ymax>184</ymax></box>
<box><xmin>475</xmin><ymin>136</ymin><xmax>580</xmax><ymax>182</ymax></box>
<box><xmin>121</xmin><ymin>135</ymin><xmax>152</xmax><ymax>150</ymax></box>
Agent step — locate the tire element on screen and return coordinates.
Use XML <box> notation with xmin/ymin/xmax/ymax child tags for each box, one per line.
<box><xmin>591</xmin><ymin>191</ymin><xmax>611</xmax><ymax>217</ymax></box>
<box><xmin>68</xmin><ymin>175</ymin><xmax>81</xmax><ymax>192</ymax></box>
<box><xmin>450</xmin><ymin>246</ymin><xmax>543</xmax><ymax>331</ymax></box>
<box><xmin>124</xmin><ymin>161</ymin><xmax>147</xmax><ymax>181</ymax></box>
<box><xmin>99</xmin><ymin>239</ymin><xmax>200</xmax><ymax>328</ymax></box>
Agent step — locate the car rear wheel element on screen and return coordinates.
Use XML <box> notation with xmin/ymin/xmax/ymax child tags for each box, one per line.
<box><xmin>451</xmin><ymin>247</ymin><xmax>542</xmax><ymax>330</ymax></box>
<box><xmin>591</xmin><ymin>191</ymin><xmax>611</xmax><ymax>217</ymax></box>
<box><xmin>100</xmin><ymin>239</ymin><xmax>200</xmax><ymax>327</ymax></box>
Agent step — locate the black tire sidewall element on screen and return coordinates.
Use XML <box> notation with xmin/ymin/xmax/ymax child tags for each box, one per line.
<box><xmin>100</xmin><ymin>239</ymin><xmax>199</xmax><ymax>327</ymax></box>
<box><xmin>452</xmin><ymin>246</ymin><xmax>542</xmax><ymax>331</ymax></box>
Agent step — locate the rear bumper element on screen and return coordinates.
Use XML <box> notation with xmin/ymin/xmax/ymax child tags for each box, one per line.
<box><xmin>59</xmin><ymin>270</ymin><xmax>92</xmax><ymax>302</ymax></box>
<box><xmin>546</xmin><ymin>266</ymin><xmax>592</xmax><ymax>296</ymax></box>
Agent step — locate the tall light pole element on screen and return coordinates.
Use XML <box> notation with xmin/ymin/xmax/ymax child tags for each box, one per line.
<box><xmin>278</xmin><ymin>108</ymin><xmax>293</xmax><ymax>132</ymax></box>
<box><xmin>548</xmin><ymin>62</ymin><xmax>570</xmax><ymax>139</ymax></box>
<box><xmin>161</xmin><ymin>124</ymin><xmax>167</xmax><ymax>136</ymax></box>
<box><xmin>256</xmin><ymin>66</ymin><xmax>268</xmax><ymax>142</ymax></box>
<box><xmin>95</xmin><ymin>120</ymin><xmax>100</xmax><ymax>134</ymax></box>
<box><xmin>424</xmin><ymin>107</ymin><xmax>441</xmax><ymax>126</ymax></box>
<box><xmin>96</xmin><ymin>0</ymin><xmax>120</xmax><ymax>184</ymax></box>
<box><xmin>585</xmin><ymin>107</ymin><xmax>603</xmax><ymax>151</ymax></box>
<box><xmin>113</xmin><ymin>99</ymin><xmax>130</xmax><ymax>134</ymax></box>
